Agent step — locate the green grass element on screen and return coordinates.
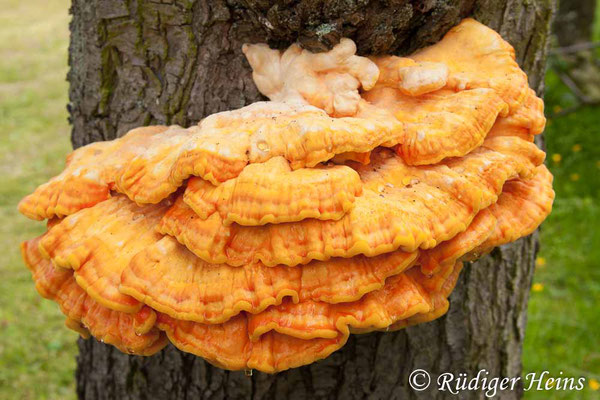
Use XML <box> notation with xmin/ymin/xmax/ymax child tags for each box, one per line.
<box><xmin>522</xmin><ymin>71</ymin><xmax>600</xmax><ymax>399</ymax></box>
<box><xmin>0</xmin><ymin>1</ymin><xmax>599</xmax><ymax>399</ymax></box>
<box><xmin>0</xmin><ymin>0</ymin><xmax>76</xmax><ymax>399</ymax></box>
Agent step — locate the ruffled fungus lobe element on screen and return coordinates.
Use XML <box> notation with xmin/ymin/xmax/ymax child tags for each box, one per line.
<box><xmin>18</xmin><ymin>18</ymin><xmax>553</xmax><ymax>373</ymax></box>
<box><xmin>116</xmin><ymin>101</ymin><xmax>401</xmax><ymax>202</ymax></box>
<box><xmin>419</xmin><ymin>208</ymin><xmax>496</xmax><ymax>276</ymax></box>
<box><xmin>120</xmin><ymin>235</ymin><xmax>421</xmax><ymax>324</ymax></box>
<box><xmin>363</xmin><ymin>87</ymin><xmax>508</xmax><ymax>164</ymax></box>
<box><xmin>156</xmin><ymin>262</ymin><xmax>461</xmax><ymax>372</ymax></box>
<box><xmin>410</xmin><ymin>18</ymin><xmax>530</xmax><ymax>112</ymax></box>
<box><xmin>39</xmin><ymin>196</ymin><xmax>169</xmax><ymax>313</ymax></box>
<box><xmin>476</xmin><ymin>165</ymin><xmax>554</xmax><ymax>253</ymax></box>
<box><xmin>371</xmin><ymin>57</ymin><xmax>449</xmax><ymax>96</ymax></box>
<box><xmin>242</xmin><ymin>38</ymin><xmax>379</xmax><ymax>117</ymax></box>
<box><xmin>487</xmin><ymin>88</ymin><xmax>546</xmax><ymax>141</ymax></box>
<box><xmin>22</xmin><ymin>236</ymin><xmax>167</xmax><ymax>355</ymax></box>
<box><xmin>159</xmin><ymin>140</ymin><xmax>543</xmax><ymax>267</ymax></box>
<box><xmin>18</xmin><ymin>126</ymin><xmax>168</xmax><ymax>220</ymax></box>
<box><xmin>183</xmin><ymin>157</ymin><xmax>362</xmax><ymax>226</ymax></box>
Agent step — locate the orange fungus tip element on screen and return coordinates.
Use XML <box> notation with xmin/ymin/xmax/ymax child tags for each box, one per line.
<box><xmin>18</xmin><ymin>18</ymin><xmax>553</xmax><ymax>373</ymax></box>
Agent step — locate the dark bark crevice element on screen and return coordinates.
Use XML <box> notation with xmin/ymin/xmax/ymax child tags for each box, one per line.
<box><xmin>70</xmin><ymin>1</ymin><xmax>555</xmax><ymax>399</ymax></box>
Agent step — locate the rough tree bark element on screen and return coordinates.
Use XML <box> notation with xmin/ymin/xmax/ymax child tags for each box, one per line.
<box><xmin>69</xmin><ymin>1</ymin><xmax>555</xmax><ymax>399</ymax></box>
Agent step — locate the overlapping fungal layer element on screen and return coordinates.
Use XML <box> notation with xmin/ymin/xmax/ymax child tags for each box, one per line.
<box><xmin>18</xmin><ymin>18</ymin><xmax>553</xmax><ymax>373</ymax></box>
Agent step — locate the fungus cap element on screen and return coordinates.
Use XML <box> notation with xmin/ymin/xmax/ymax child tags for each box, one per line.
<box><xmin>371</xmin><ymin>57</ymin><xmax>449</xmax><ymax>96</ymax></box>
<box><xmin>22</xmin><ymin>236</ymin><xmax>167</xmax><ymax>355</ymax></box>
<box><xmin>159</xmin><ymin>139</ymin><xmax>544</xmax><ymax>267</ymax></box>
<box><xmin>410</xmin><ymin>18</ymin><xmax>529</xmax><ymax>112</ymax></box>
<box><xmin>243</xmin><ymin>38</ymin><xmax>379</xmax><ymax>116</ymax></box>
<box><xmin>39</xmin><ymin>196</ymin><xmax>170</xmax><ymax>313</ymax></box>
<box><xmin>183</xmin><ymin>157</ymin><xmax>362</xmax><ymax>226</ymax></box>
<box><xmin>364</xmin><ymin>87</ymin><xmax>509</xmax><ymax>165</ymax></box>
<box><xmin>120</xmin><ymin>236</ymin><xmax>419</xmax><ymax>324</ymax></box>
<box><xmin>155</xmin><ymin>261</ymin><xmax>462</xmax><ymax>372</ymax></box>
<box><xmin>17</xmin><ymin>126</ymin><xmax>167</xmax><ymax>220</ymax></box>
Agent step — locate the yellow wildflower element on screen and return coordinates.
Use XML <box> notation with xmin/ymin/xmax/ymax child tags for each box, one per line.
<box><xmin>570</xmin><ymin>173</ymin><xmax>580</xmax><ymax>181</ymax></box>
<box><xmin>552</xmin><ymin>153</ymin><xmax>562</xmax><ymax>163</ymax></box>
<box><xmin>535</xmin><ymin>257</ymin><xmax>546</xmax><ymax>267</ymax></box>
<box><xmin>590</xmin><ymin>379</ymin><xmax>600</xmax><ymax>391</ymax></box>
<box><xmin>532</xmin><ymin>283</ymin><xmax>544</xmax><ymax>292</ymax></box>
<box><xmin>572</xmin><ymin>144</ymin><xmax>582</xmax><ymax>152</ymax></box>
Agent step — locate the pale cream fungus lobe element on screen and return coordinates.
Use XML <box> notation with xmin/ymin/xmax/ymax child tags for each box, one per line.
<box><xmin>18</xmin><ymin>18</ymin><xmax>553</xmax><ymax>373</ymax></box>
<box><xmin>242</xmin><ymin>38</ymin><xmax>379</xmax><ymax>117</ymax></box>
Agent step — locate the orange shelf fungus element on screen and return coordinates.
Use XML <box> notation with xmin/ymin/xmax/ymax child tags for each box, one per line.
<box><xmin>18</xmin><ymin>18</ymin><xmax>553</xmax><ymax>373</ymax></box>
<box><xmin>158</xmin><ymin>141</ymin><xmax>543</xmax><ymax>267</ymax></box>
<box><xmin>487</xmin><ymin>88</ymin><xmax>546</xmax><ymax>141</ymax></box>
<box><xmin>183</xmin><ymin>157</ymin><xmax>362</xmax><ymax>226</ymax></box>
<box><xmin>410</xmin><ymin>18</ymin><xmax>530</xmax><ymax>112</ymax></box>
<box><xmin>475</xmin><ymin>165</ymin><xmax>554</xmax><ymax>254</ymax></box>
<box><xmin>364</xmin><ymin>87</ymin><xmax>509</xmax><ymax>165</ymax></box>
<box><xmin>242</xmin><ymin>38</ymin><xmax>379</xmax><ymax>117</ymax></box>
<box><xmin>22</xmin><ymin>236</ymin><xmax>167</xmax><ymax>355</ymax></box>
<box><xmin>17</xmin><ymin>126</ymin><xmax>168</xmax><ymax>220</ymax></box>
<box><xmin>120</xmin><ymin>235</ymin><xmax>419</xmax><ymax>324</ymax></box>
<box><xmin>371</xmin><ymin>57</ymin><xmax>449</xmax><ymax>96</ymax></box>
<box><xmin>39</xmin><ymin>196</ymin><xmax>170</xmax><ymax>313</ymax></box>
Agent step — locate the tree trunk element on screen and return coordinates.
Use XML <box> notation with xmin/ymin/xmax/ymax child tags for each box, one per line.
<box><xmin>554</xmin><ymin>0</ymin><xmax>596</xmax><ymax>47</ymax></box>
<box><xmin>69</xmin><ymin>1</ymin><xmax>555</xmax><ymax>399</ymax></box>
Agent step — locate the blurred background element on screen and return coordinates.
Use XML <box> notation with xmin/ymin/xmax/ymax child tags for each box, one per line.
<box><xmin>0</xmin><ymin>0</ymin><xmax>598</xmax><ymax>398</ymax></box>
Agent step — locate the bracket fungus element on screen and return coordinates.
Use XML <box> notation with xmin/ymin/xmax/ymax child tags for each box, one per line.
<box><xmin>19</xmin><ymin>18</ymin><xmax>553</xmax><ymax>373</ymax></box>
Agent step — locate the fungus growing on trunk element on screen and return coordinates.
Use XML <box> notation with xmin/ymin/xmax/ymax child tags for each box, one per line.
<box><xmin>18</xmin><ymin>18</ymin><xmax>553</xmax><ymax>373</ymax></box>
